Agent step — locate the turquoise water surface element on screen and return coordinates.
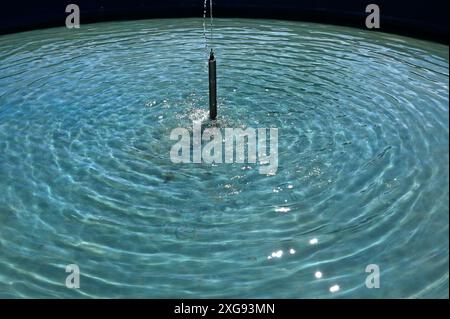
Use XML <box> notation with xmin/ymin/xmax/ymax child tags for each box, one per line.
<box><xmin>0</xmin><ymin>19</ymin><xmax>448</xmax><ymax>298</ymax></box>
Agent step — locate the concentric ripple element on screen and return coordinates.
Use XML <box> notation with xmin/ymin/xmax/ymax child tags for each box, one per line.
<box><xmin>0</xmin><ymin>19</ymin><xmax>448</xmax><ymax>298</ymax></box>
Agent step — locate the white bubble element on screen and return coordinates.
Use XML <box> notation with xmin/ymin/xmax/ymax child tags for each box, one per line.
<box><xmin>289</xmin><ymin>248</ymin><xmax>296</xmax><ymax>255</ymax></box>
<box><xmin>315</xmin><ymin>271</ymin><xmax>323</xmax><ymax>279</ymax></box>
<box><xmin>309</xmin><ymin>238</ymin><xmax>319</xmax><ymax>245</ymax></box>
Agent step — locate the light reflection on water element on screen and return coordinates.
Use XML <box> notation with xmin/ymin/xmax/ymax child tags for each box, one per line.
<box><xmin>0</xmin><ymin>18</ymin><xmax>448</xmax><ymax>298</ymax></box>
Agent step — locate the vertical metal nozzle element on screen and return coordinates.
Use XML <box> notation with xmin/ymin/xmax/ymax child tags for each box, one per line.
<box><xmin>208</xmin><ymin>49</ymin><xmax>217</xmax><ymax>120</ymax></box>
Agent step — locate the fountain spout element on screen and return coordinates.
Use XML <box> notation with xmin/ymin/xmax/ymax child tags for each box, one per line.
<box><xmin>208</xmin><ymin>49</ymin><xmax>217</xmax><ymax>120</ymax></box>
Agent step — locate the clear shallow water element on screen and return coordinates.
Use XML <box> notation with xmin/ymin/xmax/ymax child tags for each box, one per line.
<box><xmin>0</xmin><ymin>18</ymin><xmax>448</xmax><ymax>298</ymax></box>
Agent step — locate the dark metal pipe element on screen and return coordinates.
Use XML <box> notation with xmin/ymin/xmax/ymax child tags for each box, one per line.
<box><xmin>208</xmin><ymin>49</ymin><xmax>217</xmax><ymax>120</ymax></box>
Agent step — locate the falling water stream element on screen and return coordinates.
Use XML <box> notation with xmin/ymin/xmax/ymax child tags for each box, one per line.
<box><xmin>203</xmin><ymin>0</ymin><xmax>214</xmax><ymax>58</ymax></box>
